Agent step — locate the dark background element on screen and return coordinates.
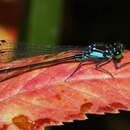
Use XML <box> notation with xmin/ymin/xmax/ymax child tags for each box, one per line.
<box><xmin>53</xmin><ymin>112</ymin><xmax>130</xmax><ymax>130</ymax></box>
<box><xmin>18</xmin><ymin>0</ymin><xmax>130</xmax><ymax>49</ymax></box>
<box><xmin>60</xmin><ymin>0</ymin><xmax>130</xmax><ymax>49</ymax></box>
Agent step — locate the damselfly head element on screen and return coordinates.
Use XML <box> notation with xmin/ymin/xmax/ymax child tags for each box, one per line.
<box><xmin>112</xmin><ymin>42</ymin><xmax>124</xmax><ymax>59</ymax></box>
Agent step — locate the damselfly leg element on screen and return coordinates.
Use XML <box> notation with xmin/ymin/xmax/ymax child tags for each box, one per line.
<box><xmin>113</xmin><ymin>59</ymin><xmax>130</xmax><ymax>69</ymax></box>
<box><xmin>65</xmin><ymin>61</ymin><xmax>82</xmax><ymax>81</ymax></box>
<box><xmin>96</xmin><ymin>58</ymin><xmax>114</xmax><ymax>78</ymax></box>
<box><xmin>0</xmin><ymin>40</ymin><xmax>128</xmax><ymax>82</ymax></box>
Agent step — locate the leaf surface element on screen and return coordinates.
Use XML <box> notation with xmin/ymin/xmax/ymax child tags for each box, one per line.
<box><xmin>0</xmin><ymin>50</ymin><xmax>130</xmax><ymax>130</ymax></box>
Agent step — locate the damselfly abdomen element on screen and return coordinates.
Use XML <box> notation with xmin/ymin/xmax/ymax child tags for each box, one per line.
<box><xmin>0</xmin><ymin>40</ymin><xmax>128</xmax><ymax>81</ymax></box>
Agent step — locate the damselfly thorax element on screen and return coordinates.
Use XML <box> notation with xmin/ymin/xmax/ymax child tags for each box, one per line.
<box><xmin>0</xmin><ymin>40</ymin><xmax>128</xmax><ymax>81</ymax></box>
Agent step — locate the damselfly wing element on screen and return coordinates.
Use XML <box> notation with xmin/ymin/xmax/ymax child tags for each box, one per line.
<box><xmin>0</xmin><ymin>40</ymin><xmax>16</xmax><ymax>63</ymax></box>
<box><xmin>0</xmin><ymin>40</ymin><xmax>129</xmax><ymax>82</ymax></box>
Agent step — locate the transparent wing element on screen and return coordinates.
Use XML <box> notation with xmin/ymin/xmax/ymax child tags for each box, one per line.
<box><xmin>0</xmin><ymin>40</ymin><xmax>85</xmax><ymax>63</ymax></box>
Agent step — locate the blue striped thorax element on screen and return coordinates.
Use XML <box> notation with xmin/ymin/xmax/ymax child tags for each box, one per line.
<box><xmin>84</xmin><ymin>42</ymin><xmax>124</xmax><ymax>60</ymax></box>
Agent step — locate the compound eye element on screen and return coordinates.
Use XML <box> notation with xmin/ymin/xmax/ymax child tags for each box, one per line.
<box><xmin>114</xmin><ymin>50</ymin><xmax>122</xmax><ymax>59</ymax></box>
<box><xmin>113</xmin><ymin>42</ymin><xmax>124</xmax><ymax>59</ymax></box>
<box><xmin>115</xmin><ymin>51</ymin><xmax>121</xmax><ymax>55</ymax></box>
<box><xmin>113</xmin><ymin>42</ymin><xmax>121</xmax><ymax>52</ymax></box>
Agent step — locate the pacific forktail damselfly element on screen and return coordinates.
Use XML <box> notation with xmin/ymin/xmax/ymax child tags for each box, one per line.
<box><xmin>0</xmin><ymin>40</ymin><xmax>129</xmax><ymax>81</ymax></box>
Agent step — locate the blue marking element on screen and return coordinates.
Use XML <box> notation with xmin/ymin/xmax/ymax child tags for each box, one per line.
<box><xmin>106</xmin><ymin>50</ymin><xmax>108</xmax><ymax>53</ymax></box>
<box><xmin>90</xmin><ymin>51</ymin><xmax>104</xmax><ymax>58</ymax></box>
<box><xmin>84</xmin><ymin>55</ymin><xmax>87</xmax><ymax>59</ymax></box>
<box><xmin>113</xmin><ymin>48</ymin><xmax>116</xmax><ymax>52</ymax></box>
<box><xmin>93</xmin><ymin>47</ymin><xmax>96</xmax><ymax>50</ymax></box>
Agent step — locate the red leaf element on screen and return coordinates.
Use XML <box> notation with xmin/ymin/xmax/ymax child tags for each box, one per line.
<box><xmin>0</xmin><ymin>50</ymin><xmax>130</xmax><ymax>130</ymax></box>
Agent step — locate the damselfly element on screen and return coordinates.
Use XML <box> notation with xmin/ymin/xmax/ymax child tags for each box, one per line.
<box><xmin>0</xmin><ymin>40</ymin><xmax>129</xmax><ymax>81</ymax></box>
